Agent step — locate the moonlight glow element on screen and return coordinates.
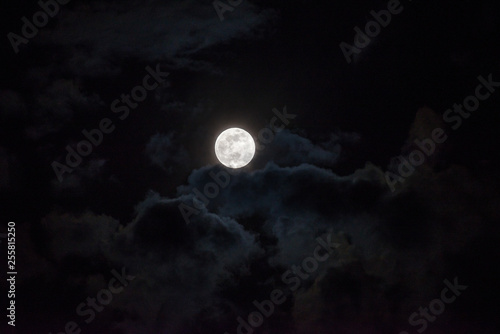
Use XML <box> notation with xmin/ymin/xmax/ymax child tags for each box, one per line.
<box><xmin>215</xmin><ymin>128</ymin><xmax>256</xmax><ymax>168</ymax></box>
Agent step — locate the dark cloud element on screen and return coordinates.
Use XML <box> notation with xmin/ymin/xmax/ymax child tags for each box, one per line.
<box><xmin>38</xmin><ymin>0</ymin><xmax>275</xmax><ymax>75</ymax></box>
<box><xmin>26</xmin><ymin>78</ymin><xmax>104</xmax><ymax>139</ymax></box>
<box><xmin>253</xmin><ymin>129</ymin><xmax>344</xmax><ymax>167</ymax></box>
<box><xmin>50</xmin><ymin>158</ymin><xmax>107</xmax><ymax>190</ymax></box>
<box><xmin>2</xmin><ymin>1</ymin><xmax>500</xmax><ymax>333</ymax></box>
<box><xmin>22</xmin><ymin>138</ymin><xmax>498</xmax><ymax>332</ymax></box>
<box><xmin>41</xmin><ymin>211</ymin><xmax>120</xmax><ymax>262</ymax></box>
<box><xmin>145</xmin><ymin>132</ymin><xmax>189</xmax><ymax>172</ymax></box>
<box><xmin>25</xmin><ymin>192</ymin><xmax>263</xmax><ymax>333</ymax></box>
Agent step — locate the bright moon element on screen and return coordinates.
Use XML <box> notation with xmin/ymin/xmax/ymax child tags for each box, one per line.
<box><xmin>215</xmin><ymin>128</ymin><xmax>255</xmax><ymax>168</ymax></box>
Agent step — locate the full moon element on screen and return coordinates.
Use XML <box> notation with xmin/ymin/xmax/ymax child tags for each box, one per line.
<box><xmin>215</xmin><ymin>128</ymin><xmax>256</xmax><ymax>168</ymax></box>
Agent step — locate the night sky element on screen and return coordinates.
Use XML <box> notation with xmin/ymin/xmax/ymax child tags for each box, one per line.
<box><xmin>1</xmin><ymin>0</ymin><xmax>500</xmax><ymax>333</ymax></box>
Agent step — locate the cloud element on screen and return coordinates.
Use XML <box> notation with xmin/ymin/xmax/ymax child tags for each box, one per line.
<box><xmin>23</xmin><ymin>152</ymin><xmax>500</xmax><ymax>333</ymax></box>
<box><xmin>31</xmin><ymin>191</ymin><xmax>263</xmax><ymax>333</ymax></box>
<box><xmin>41</xmin><ymin>211</ymin><xmax>120</xmax><ymax>262</ymax></box>
<box><xmin>255</xmin><ymin>130</ymin><xmax>341</xmax><ymax>166</ymax></box>
<box><xmin>50</xmin><ymin>158</ymin><xmax>107</xmax><ymax>190</ymax></box>
<box><xmin>15</xmin><ymin>102</ymin><xmax>500</xmax><ymax>333</ymax></box>
<box><xmin>25</xmin><ymin>78</ymin><xmax>104</xmax><ymax>139</ymax></box>
<box><xmin>145</xmin><ymin>132</ymin><xmax>189</xmax><ymax>172</ymax></box>
<box><xmin>252</xmin><ymin>129</ymin><xmax>361</xmax><ymax>168</ymax></box>
<box><xmin>114</xmin><ymin>192</ymin><xmax>263</xmax><ymax>332</ymax></box>
<box><xmin>178</xmin><ymin>161</ymin><xmax>385</xmax><ymax>219</ymax></box>
<box><xmin>39</xmin><ymin>0</ymin><xmax>275</xmax><ymax>75</ymax></box>
<box><xmin>0</xmin><ymin>77</ymin><xmax>104</xmax><ymax>141</ymax></box>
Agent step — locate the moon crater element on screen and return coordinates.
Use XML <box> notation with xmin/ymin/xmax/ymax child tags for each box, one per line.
<box><xmin>215</xmin><ymin>128</ymin><xmax>255</xmax><ymax>168</ymax></box>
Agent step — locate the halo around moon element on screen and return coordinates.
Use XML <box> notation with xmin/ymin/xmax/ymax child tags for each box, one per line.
<box><xmin>215</xmin><ymin>128</ymin><xmax>255</xmax><ymax>168</ymax></box>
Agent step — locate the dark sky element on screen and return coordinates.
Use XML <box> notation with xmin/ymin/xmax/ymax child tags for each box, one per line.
<box><xmin>1</xmin><ymin>0</ymin><xmax>500</xmax><ymax>333</ymax></box>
